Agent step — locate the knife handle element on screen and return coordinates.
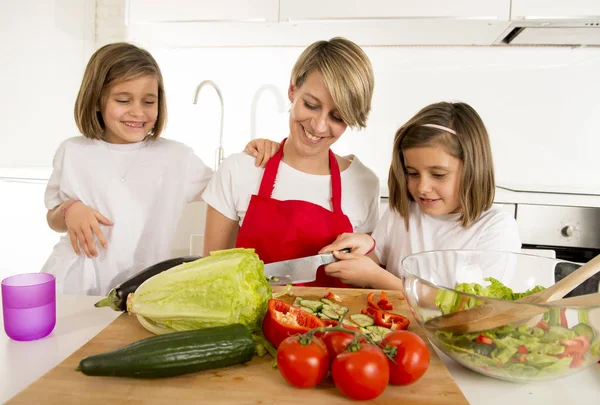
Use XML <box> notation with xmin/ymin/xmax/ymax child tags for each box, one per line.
<box><xmin>321</xmin><ymin>247</ymin><xmax>351</xmax><ymax>265</ymax></box>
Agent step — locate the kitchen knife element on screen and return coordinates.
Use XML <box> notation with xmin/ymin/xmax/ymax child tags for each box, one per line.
<box><xmin>264</xmin><ymin>248</ymin><xmax>351</xmax><ymax>285</ymax></box>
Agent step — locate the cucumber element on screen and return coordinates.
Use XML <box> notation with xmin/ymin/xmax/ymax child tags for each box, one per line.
<box><xmin>342</xmin><ymin>319</ymin><xmax>360</xmax><ymax>328</ymax></box>
<box><xmin>572</xmin><ymin>323</ymin><xmax>596</xmax><ymax>341</ymax></box>
<box><xmin>300</xmin><ymin>306</ymin><xmax>316</xmax><ymax>314</ymax></box>
<box><xmin>320</xmin><ymin>298</ymin><xmax>337</xmax><ymax>306</ymax></box>
<box><xmin>322</xmin><ymin>307</ymin><xmax>341</xmax><ymax>320</ymax></box>
<box><xmin>366</xmin><ymin>325</ymin><xmax>393</xmax><ymax>337</ymax></box>
<box><xmin>292</xmin><ymin>296</ymin><xmax>304</xmax><ymax>307</ymax></box>
<box><xmin>335</xmin><ymin>306</ymin><xmax>349</xmax><ymax>316</ymax></box>
<box><xmin>350</xmin><ymin>314</ymin><xmax>375</xmax><ymax>327</ymax></box>
<box><xmin>77</xmin><ymin>324</ymin><xmax>255</xmax><ymax>378</ymax></box>
<box><xmin>299</xmin><ymin>299</ymin><xmax>324</xmax><ymax>312</ymax></box>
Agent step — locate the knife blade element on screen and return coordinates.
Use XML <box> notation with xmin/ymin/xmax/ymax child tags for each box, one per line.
<box><xmin>264</xmin><ymin>248</ymin><xmax>351</xmax><ymax>285</ymax></box>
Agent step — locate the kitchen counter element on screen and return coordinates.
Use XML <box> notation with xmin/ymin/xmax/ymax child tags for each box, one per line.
<box><xmin>1</xmin><ymin>294</ymin><xmax>599</xmax><ymax>404</ymax></box>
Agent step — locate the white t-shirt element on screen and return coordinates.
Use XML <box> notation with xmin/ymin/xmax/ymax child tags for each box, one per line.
<box><xmin>202</xmin><ymin>152</ymin><xmax>380</xmax><ymax>233</ymax></box>
<box><xmin>373</xmin><ymin>202</ymin><xmax>522</xmax><ymax>286</ymax></box>
<box><xmin>41</xmin><ymin>136</ymin><xmax>212</xmax><ymax>296</ymax></box>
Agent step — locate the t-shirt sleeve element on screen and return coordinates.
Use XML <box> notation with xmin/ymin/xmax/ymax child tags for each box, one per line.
<box><xmin>185</xmin><ymin>151</ymin><xmax>214</xmax><ymax>203</ymax></box>
<box><xmin>372</xmin><ymin>208</ymin><xmax>392</xmax><ymax>267</ymax></box>
<box><xmin>201</xmin><ymin>155</ymin><xmax>239</xmax><ymax>221</ymax></box>
<box><xmin>355</xmin><ymin>176</ymin><xmax>380</xmax><ymax>234</ymax></box>
<box><xmin>44</xmin><ymin>141</ymin><xmax>69</xmax><ymax>210</ymax></box>
<box><xmin>476</xmin><ymin>211</ymin><xmax>522</xmax><ymax>252</ymax></box>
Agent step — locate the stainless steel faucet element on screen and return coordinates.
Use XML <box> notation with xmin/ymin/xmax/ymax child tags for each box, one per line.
<box><xmin>250</xmin><ymin>84</ymin><xmax>286</xmax><ymax>140</ymax></box>
<box><xmin>193</xmin><ymin>80</ymin><xmax>224</xmax><ymax>170</ymax></box>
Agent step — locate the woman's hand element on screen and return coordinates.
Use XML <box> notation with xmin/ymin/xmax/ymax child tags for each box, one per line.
<box><xmin>64</xmin><ymin>201</ymin><xmax>112</xmax><ymax>258</ymax></box>
<box><xmin>323</xmin><ymin>250</ymin><xmax>384</xmax><ymax>288</ymax></box>
<box><xmin>244</xmin><ymin>138</ymin><xmax>280</xmax><ymax>167</ymax></box>
<box><xmin>319</xmin><ymin>232</ymin><xmax>375</xmax><ymax>255</ymax></box>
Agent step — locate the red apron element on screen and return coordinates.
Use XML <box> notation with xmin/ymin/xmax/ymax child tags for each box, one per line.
<box><xmin>235</xmin><ymin>138</ymin><xmax>352</xmax><ymax>288</ymax></box>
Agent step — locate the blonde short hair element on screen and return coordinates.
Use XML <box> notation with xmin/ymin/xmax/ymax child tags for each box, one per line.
<box><xmin>290</xmin><ymin>37</ymin><xmax>374</xmax><ymax>129</ymax></box>
<box><xmin>74</xmin><ymin>42</ymin><xmax>167</xmax><ymax>140</ymax></box>
<box><xmin>388</xmin><ymin>102</ymin><xmax>495</xmax><ymax>229</ymax></box>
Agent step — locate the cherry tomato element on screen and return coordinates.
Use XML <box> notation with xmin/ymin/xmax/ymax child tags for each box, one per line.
<box><xmin>382</xmin><ymin>330</ymin><xmax>430</xmax><ymax>386</ymax></box>
<box><xmin>331</xmin><ymin>343</ymin><xmax>390</xmax><ymax>400</ymax></box>
<box><xmin>277</xmin><ymin>335</ymin><xmax>329</xmax><ymax>389</ymax></box>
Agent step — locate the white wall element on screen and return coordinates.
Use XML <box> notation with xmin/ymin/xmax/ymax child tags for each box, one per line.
<box><xmin>142</xmin><ymin>45</ymin><xmax>600</xmax><ymax>193</ymax></box>
<box><xmin>1</xmin><ymin>1</ymin><xmax>600</xmax><ymax>279</ymax></box>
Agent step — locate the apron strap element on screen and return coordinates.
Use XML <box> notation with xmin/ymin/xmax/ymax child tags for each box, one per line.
<box><xmin>257</xmin><ymin>137</ymin><xmax>344</xmax><ymax>214</ymax></box>
<box><xmin>329</xmin><ymin>149</ymin><xmax>343</xmax><ymax>214</ymax></box>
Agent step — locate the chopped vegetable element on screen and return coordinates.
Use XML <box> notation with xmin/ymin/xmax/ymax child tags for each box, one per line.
<box><xmin>324</xmin><ymin>291</ymin><xmax>342</xmax><ymax>302</ymax></box>
<box><xmin>433</xmin><ymin>278</ymin><xmax>599</xmax><ymax>379</ymax></box>
<box><xmin>262</xmin><ymin>299</ymin><xmax>325</xmax><ymax>348</ymax></box>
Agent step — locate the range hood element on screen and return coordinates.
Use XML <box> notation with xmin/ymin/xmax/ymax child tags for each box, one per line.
<box><xmin>496</xmin><ymin>17</ymin><xmax>600</xmax><ymax>46</ymax></box>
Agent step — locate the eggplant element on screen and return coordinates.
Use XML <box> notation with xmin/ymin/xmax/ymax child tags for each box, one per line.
<box><xmin>94</xmin><ymin>256</ymin><xmax>201</xmax><ymax>311</ymax></box>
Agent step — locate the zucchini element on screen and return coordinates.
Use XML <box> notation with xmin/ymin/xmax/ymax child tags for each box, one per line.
<box><xmin>77</xmin><ymin>324</ymin><xmax>255</xmax><ymax>378</ymax></box>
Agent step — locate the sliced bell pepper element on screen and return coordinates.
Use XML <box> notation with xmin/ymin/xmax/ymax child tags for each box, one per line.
<box><xmin>536</xmin><ymin>320</ymin><xmax>549</xmax><ymax>330</ymax></box>
<box><xmin>375</xmin><ymin>310</ymin><xmax>409</xmax><ymax>330</ymax></box>
<box><xmin>517</xmin><ymin>345</ymin><xmax>529</xmax><ymax>354</ymax></box>
<box><xmin>261</xmin><ymin>299</ymin><xmax>325</xmax><ymax>348</ymax></box>
<box><xmin>377</xmin><ymin>291</ymin><xmax>388</xmax><ymax>306</ymax></box>
<box><xmin>560</xmin><ymin>308</ymin><xmax>568</xmax><ymax>328</ymax></box>
<box><xmin>361</xmin><ymin>306</ymin><xmax>409</xmax><ymax>330</ymax></box>
<box><xmin>476</xmin><ymin>334</ymin><xmax>494</xmax><ymax>345</ymax></box>
<box><xmin>367</xmin><ymin>292</ymin><xmax>380</xmax><ymax>310</ymax></box>
<box><xmin>324</xmin><ymin>291</ymin><xmax>342</xmax><ymax>303</ymax></box>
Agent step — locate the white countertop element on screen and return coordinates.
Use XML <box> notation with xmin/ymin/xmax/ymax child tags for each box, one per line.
<box><xmin>1</xmin><ymin>294</ymin><xmax>599</xmax><ymax>404</ymax></box>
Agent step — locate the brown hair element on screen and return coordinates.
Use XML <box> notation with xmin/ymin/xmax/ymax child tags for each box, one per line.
<box><xmin>388</xmin><ymin>102</ymin><xmax>495</xmax><ymax>229</ymax></box>
<box><xmin>290</xmin><ymin>37</ymin><xmax>374</xmax><ymax>129</ymax></box>
<box><xmin>74</xmin><ymin>42</ymin><xmax>167</xmax><ymax>140</ymax></box>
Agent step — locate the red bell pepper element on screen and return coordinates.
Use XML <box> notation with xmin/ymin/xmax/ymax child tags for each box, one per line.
<box><xmin>360</xmin><ymin>306</ymin><xmax>410</xmax><ymax>330</ymax></box>
<box><xmin>368</xmin><ymin>291</ymin><xmax>394</xmax><ymax>311</ymax></box>
<box><xmin>560</xmin><ymin>309</ymin><xmax>568</xmax><ymax>328</ymax></box>
<box><xmin>517</xmin><ymin>345</ymin><xmax>529</xmax><ymax>354</ymax></box>
<box><xmin>536</xmin><ymin>320</ymin><xmax>549</xmax><ymax>330</ymax></box>
<box><xmin>476</xmin><ymin>334</ymin><xmax>494</xmax><ymax>345</ymax></box>
<box><xmin>323</xmin><ymin>291</ymin><xmax>342</xmax><ymax>303</ymax></box>
<box><xmin>261</xmin><ymin>299</ymin><xmax>325</xmax><ymax>348</ymax></box>
<box><xmin>367</xmin><ymin>292</ymin><xmax>380</xmax><ymax>310</ymax></box>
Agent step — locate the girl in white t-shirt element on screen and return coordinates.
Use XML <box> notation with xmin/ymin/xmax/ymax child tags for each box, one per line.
<box><xmin>320</xmin><ymin>101</ymin><xmax>521</xmax><ymax>289</ymax></box>
<box><xmin>41</xmin><ymin>42</ymin><xmax>278</xmax><ymax>295</ymax></box>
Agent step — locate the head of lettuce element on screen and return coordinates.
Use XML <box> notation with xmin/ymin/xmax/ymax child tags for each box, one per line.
<box><xmin>127</xmin><ymin>248</ymin><xmax>272</xmax><ymax>335</ymax></box>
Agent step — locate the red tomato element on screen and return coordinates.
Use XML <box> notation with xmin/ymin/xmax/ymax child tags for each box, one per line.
<box><xmin>277</xmin><ymin>335</ymin><xmax>329</xmax><ymax>389</ymax></box>
<box><xmin>331</xmin><ymin>344</ymin><xmax>389</xmax><ymax>400</ymax></box>
<box><xmin>382</xmin><ymin>330</ymin><xmax>430</xmax><ymax>386</ymax></box>
<box><xmin>322</xmin><ymin>326</ymin><xmax>361</xmax><ymax>362</ymax></box>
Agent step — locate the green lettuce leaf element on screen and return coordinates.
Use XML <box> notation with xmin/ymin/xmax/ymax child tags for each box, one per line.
<box><xmin>128</xmin><ymin>248</ymin><xmax>272</xmax><ymax>334</ymax></box>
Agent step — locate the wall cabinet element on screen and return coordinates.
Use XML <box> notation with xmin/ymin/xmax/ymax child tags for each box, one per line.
<box><xmin>280</xmin><ymin>0</ymin><xmax>509</xmax><ymax>21</ymax></box>
<box><xmin>127</xmin><ymin>0</ymin><xmax>279</xmax><ymax>24</ymax></box>
<box><xmin>511</xmin><ymin>0</ymin><xmax>600</xmax><ymax>19</ymax></box>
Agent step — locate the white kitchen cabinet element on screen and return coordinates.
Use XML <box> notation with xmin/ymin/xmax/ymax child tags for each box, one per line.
<box><xmin>511</xmin><ymin>0</ymin><xmax>600</xmax><ymax>19</ymax></box>
<box><xmin>279</xmin><ymin>0</ymin><xmax>510</xmax><ymax>21</ymax></box>
<box><xmin>127</xmin><ymin>0</ymin><xmax>279</xmax><ymax>24</ymax></box>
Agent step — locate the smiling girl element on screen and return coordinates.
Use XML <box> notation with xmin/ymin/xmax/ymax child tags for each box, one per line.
<box><xmin>41</xmin><ymin>42</ymin><xmax>277</xmax><ymax>295</ymax></box>
<box><xmin>320</xmin><ymin>102</ymin><xmax>521</xmax><ymax>289</ymax></box>
<box><xmin>202</xmin><ymin>37</ymin><xmax>380</xmax><ymax>287</ymax></box>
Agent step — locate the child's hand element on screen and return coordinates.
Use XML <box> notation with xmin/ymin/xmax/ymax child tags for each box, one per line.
<box><xmin>64</xmin><ymin>202</ymin><xmax>113</xmax><ymax>258</ymax></box>
<box><xmin>244</xmin><ymin>138</ymin><xmax>280</xmax><ymax>167</ymax></box>
<box><xmin>324</xmin><ymin>250</ymin><xmax>383</xmax><ymax>288</ymax></box>
<box><xmin>319</xmin><ymin>232</ymin><xmax>375</xmax><ymax>255</ymax></box>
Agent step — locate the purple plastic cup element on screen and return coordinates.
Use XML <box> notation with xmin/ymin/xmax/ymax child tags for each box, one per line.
<box><xmin>2</xmin><ymin>273</ymin><xmax>56</xmax><ymax>341</ymax></box>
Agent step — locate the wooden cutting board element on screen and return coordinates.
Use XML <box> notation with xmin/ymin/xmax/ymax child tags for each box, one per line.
<box><xmin>9</xmin><ymin>287</ymin><xmax>469</xmax><ymax>405</ymax></box>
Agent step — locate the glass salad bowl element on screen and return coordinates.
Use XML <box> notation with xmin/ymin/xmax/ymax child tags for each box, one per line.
<box><xmin>401</xmin><ymin>249</ymin><xmax>600</xmax><ymax>383</ymax></box>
